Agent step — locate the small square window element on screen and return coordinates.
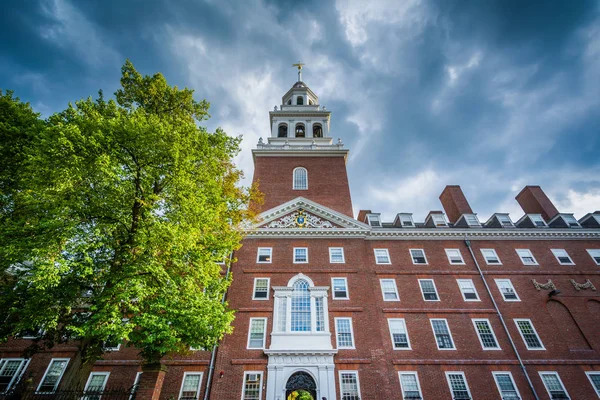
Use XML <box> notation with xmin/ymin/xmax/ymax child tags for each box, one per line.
<box><xmin>293</xmin><ymin>247</ymin><xmax>308</xmax><ymax>263</ymax></box>
<box><xmin>457</xmin><ymin>279</ymin><xmax>479</xmax><ymax>301</ymax></box>
<box><xmin>498</xmin><ymin>214</ymin><xmax>514</xmax><ymax>227</ymax></box>
<box><xmin>380</xmin><ymin>279</ymin><xmax>399</xmax><ymax>301</ymax></box>
<box><xmin>374</xmin><ymin>249</ymin><xmax>391</xmax><ymax>264</ymax></box>
<box><xmin>367</xmin><ymin>214</ymin><xmax>381</xmax><ymax>227</ymax></box>
<box><xmin>551</xmin><ymin>249</ymin><xmax>574</xmax><ymax>265</ymax></box>
<box><xmin>332</xmin><ymin>278</ymin><xmax>349</xmax><ymax>299</ymax></box>
<box><xmin>329</xmin><ymin>248</ymin><xmax>345</xmax><ymax>263</ymax></box>
<box><xmin>419</xmin><ymin>279</ymin><xmax>439</xmax><ymax>301</ymax></box>
<box><xmin>410</xmin><ymin>249</ymin><xmax>427</xmax><ymax>265</ymax></box>
<box><xmin>587</xmin><ymin>249</ymin><xmax>600</xmax><ymax>265</ymax></box>
<box><xmin>481</xmin><ymin>249</ymin><xmax>501</xmax><ymax>265</ymax></box>
<box><xmin>515</xmin><ymin>319</ymin><xmax>544</xmax><ymax>350</ymax></box>
<box><xmin>516</xmin><ymin>249</ymin><xmax>538</xmax><ymax>265</ymax></box>
<box><xmin>256</xmin><ymin>248</ymin><xmax>272</xmax><ymax>263</ymax></box>
<box><xmin>445</xmin><ymin>249</ymin><xmax>465</xmax><ymax>265</ymax></box>
<box><xmin>495</xmin><ymin>279</ymin><xmax>520</xmax><ymax>301</ymax></box>
<box><xmin>464</xmin><ymin>214</ymin><xmax>480</xmax><ymax>226</ymax></box>
<box><xmin>252</xmin><ymin>278</ymin><xmax>270</xmax><ymax>300</ymax></box>
<box><xmin>399</xmin><ymin>214</ymin><xmax>414</xmax><ymax>227</ymax></box>
<box><xmin>432</xmin><ymin>214</ymin><xmax>448</xmax><ymax>227</ymax></box>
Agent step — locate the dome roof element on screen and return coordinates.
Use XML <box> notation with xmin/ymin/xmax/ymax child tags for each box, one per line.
<box><xmin>293</xmin><ymin>81</ymin><xmax>307</xmax><ymax>88</ymax></box>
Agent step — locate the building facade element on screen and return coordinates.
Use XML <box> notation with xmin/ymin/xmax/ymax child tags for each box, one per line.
<box><xmin>2</xmin><ymin>71</ymin><xmax>600</xmax><ymax>400</ymax></box>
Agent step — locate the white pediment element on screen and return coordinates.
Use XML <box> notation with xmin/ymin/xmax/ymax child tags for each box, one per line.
<box><xmin>254</xmin><ymin>197</ymin><xmax>370</xmax><ymax>231</ymax></box>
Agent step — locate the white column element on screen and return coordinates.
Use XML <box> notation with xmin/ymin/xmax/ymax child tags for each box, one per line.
<box><xmin>307</xmin><ymin>120</ymin><xmax>313</xmax><ymax>138</ymax></box>
<box><xmin>322</xmin><ymin>295</ymin><xmax>330</xmax><ymax>333</ymax></box>
<box><xmin>310</xmin><ymin>295</ymin><xmax>317</xmax><ymax>333</ymax></box>
<box><xmin>286</xmin><ymin>294</ymin><xmax>292</xmax><ymax>332</ymax></box>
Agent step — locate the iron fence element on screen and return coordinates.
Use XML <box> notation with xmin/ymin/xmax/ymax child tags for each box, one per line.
<box><xmin>0</xmin><ymin>389</ymin><xmax>135</xmax><ymax>400</ymax></box>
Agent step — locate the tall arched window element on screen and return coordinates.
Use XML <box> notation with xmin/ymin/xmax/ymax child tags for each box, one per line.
<box><xmin>296</xmin><ymin>96</ymin><xmax>304</xmax><ymax>105</ymax></box>
<box><xmin>278</xmin><ymin>123</ymin><xmax>288</xmax><ymax>137</ymax></box>
<box><xmin>291</xmin><ymin>280</ymin><xmax>311</xmax><ymax>332</ymax></box>
<box><xmin>295</xmin><ymin>123</ymin><xmax>305</xmax><ymax>138</ymax></box>
<box><xmin>293</xmin><ymin>167</ymin><xmax>308</xmax><ymax>190</ymax></box>
<box><xmin>313</xmin><ymin>124</ymin><xmax>323</xmax><ymax>138</ymax></box>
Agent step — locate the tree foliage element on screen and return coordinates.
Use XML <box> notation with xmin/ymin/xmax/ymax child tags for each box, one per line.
<box><xmin>0</xmin><ymin>60</ymin><xmax>261</xmax><ymax>363</ymax></box>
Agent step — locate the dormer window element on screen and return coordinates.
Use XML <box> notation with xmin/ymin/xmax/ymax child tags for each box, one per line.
<box><xmin>296</xmin><ymin>96</ymin><xmax>304</xmax><ymax>105</ymax></box>
<box><xmin>530</xmin><ymin>214</ymin><xmax>547</xmax><ymax>227</ymax></box>
<box><xmin>295</xmin><ymin>123</ymin><xmax>305</xmax><ymax>137</ymax></box>
<box><xmin>367</xmin><ymin>214</ymin><xmax>381</xmax><ymax>227</ymax></box>
<box><xmin>464</xmin><ymin>214</ymin><xmax>481</xmax><ymax>227</ymax></box>
<box><xmin>498</xmin><ymin>214</ymin><xmax>514</xmax><ymax>227</ymax></box>
<box><xmin>396</xmin><ymin>213</ymin><xmax>414</xmax><ymax>227</ymax></box>
<box><xmin>549</xmin><ymin>214</ymin><xmax>581</xmax><ymax>228</ymax></box>
<box><xmin>431</xmin><ymin>214</ymin><xmax>448</xmax><ymax>227</ymax></box>
<box><xmin>278</xmin><ymin>123</ymin><xmax>288</xmax><ymax>138</ymax></box>
<box><xmin>293</xmin><ymin>167</ymin><xmax>308</xmax><ymax>190</ymax></box>
<box><xmin>563</xmin><ymin>215</ymin><xmax>580</xmax><ymax>227</ymax></box>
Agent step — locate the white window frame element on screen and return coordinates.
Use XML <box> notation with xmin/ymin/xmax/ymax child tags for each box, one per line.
<box><xmin>495</xmin><ymin>279</ymin><xmax>520</xmax><ymax>302</ymax></box>
<box><xmin>497</xmin><ymin>214</ymin><xmax>514</xmax><ymax>227</ymax></box>
<box><xmin>256</xmin><ymin>247</ymin><xmax>272</xmax><ymax>264</ymax></box>
<box><xmin>418</xmin><ymin>279</ymin><xmax>440</xmax><ymax>301</ymax></box>
<box><xmin>293</xmin><ymin>247</ymin><xmax>308</xmax><ymax>264</ymax></box>
<box><xmin>83</xmin><ymin>371</ymin><xmax>110</xmax><ymax>394</ymax></box>
<box><xmin>445</xmin><ymin>249</ymin><xmax>465</xmax><ymax>265</ymax></box>
<box><xmin>241</xmin><ymin>371</ymin><xmax>264</xmax><ymax>400</ymax></box>
<box><xmin>380</xmin><ymin>279</ymin><xmax>400</xmax><ymax>301</ymax></box>
<box><xmin>481</xmin><ymin>248</ymin><xmax>501</xmax><ymax>265</ymax></box>
<box><xmin>398</xmin><ymin>372</ymin><xmax>423</xmax><ymax>400</ymax></box>
<box><xmin>457</xmin><ymin>279</ymin><xmax>480</xmax><ymax>302</ymax></box>
<box><xmin>409</xmin><ymin>249</ymin><xmax>428</xmax><ymax>265</ymax></box>
<box><xmin>37</xmin><ymin>358</ymin><xmax>69</xmax><ymax>393</ymax></box>
<box><xmin>431</xmin><ymin>213</ymin><xmax>448</xmax><ymax>227</ymax></box>
<box><xmin>374</xmin><ymin>248</ymin><xmax>391</xmax><ymax>264</ymax></box>
<box><xmin>587</xmin><ymin>249</ymin><xmax>600</xmax><ymax>266</ymax></box>
<box><xmin>252</xmin><ymin>278</ymin><xmax>270</xmax><ymax>300</ymax></box>
<box><xmin>178</xmin><ymin>372</ymin><xmax>203</xmax><ymax>400</ymax></box>
<box><xmin>514</xmin><ymin>319</ymin><xmax>545</xmax><ymax>350</ymax></box>
<box><xmin>398</xmin><ymin>214</ymin><xmax>414</xmax><ymax>227</ymax></box>
<box><xmin>247</xmin><ymin>318</ymin><xmax>267</xmax><ymax>349</ymax></box>
<box><xmin>471</xmin><ymin>319</ymin><xmax>500</xmax><ymax>350</ymax></box>
<box><xmin>464</xmin><ymin>214</ymin><xmax>481</xmax><ymax>227</ymax></box>
<box><xmin>130</xmin><ymin>372</ymin><xmax>142</xmax><ymax>400</ymax></box>
<box><xmin>103</xmin><ymin>337</ymin><xmax>121</xmax><ymax>352</ymax></box>
<box><xmin>335</xmin><ymin>317</ymin><xmax>355</xmax><ymax>349</ymax></box>
<box><xmin>530</xmin><ymin>214</ymin><xmax>548</xmax><ymax>227</ymax></box>
<box><xmin>492</xmin><ymin>372</ymin><xmax>522</xmax><ymax>400</ymax></box>
<box><xmin>338</xmin><ymin>371</ymin><xmax>361</xmax><ymax>400</ymax></box>
<box><xmin>445</xmin><ymin>371</ymin><xmax>472</xmax><ymax>400</ymax></box>
<box><xmin>331</xmin><ymin>277</ymin><xmax>349</xmax><ymax>300</ymax></box>
<box><xmin>585</xmin><ymin>371</ymin><xmax>600</xmax><ymax>398</ymax></box>
<box><xmin>388</xmin><ymin>318</ymin><xmax>411</xmax><ymax>350</ymax></box>
<box><xmin>0</xmin><ymin>358</ymin><xmax>30</xmax><ymax>393</ymax></box>
<box><xmin>329</xmin><ymin>247</ymin><xmax>345</xmax><ymax>263</ymax></box>
<box><xmin>551</xmin><ymin>249</ymin><xmax>574</xmax><ymax>265</ymax></box>
<box><xmin>516</xmin><ymin>249</ymin><xmax>538</xmax><ymax>265</ymax></box>
<box><xmin>292</xmin><ymin>167</ymin><xmax>308</xmax><ymax>190</ymax></box>
<box><xmin>367</xmin><ymin>214</ymin><xmax>381</xmax><ymax>227</ymax></box>
<box><xmin>539</xmin><ymin>371</ymin><xmax>570</xmax><ymax>400</ymax></box>
<box><xmin>430</xmin><ymin>318</ymin><xmax>456</xmax><ymax>350</ymax></box>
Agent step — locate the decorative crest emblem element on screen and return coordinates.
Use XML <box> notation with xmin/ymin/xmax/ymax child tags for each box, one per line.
<box><xmin>266</xmin><ymin>209</ymin><xmax>334</xmax><ymax>229</ymax></box>
<box><xmin>295</xmin><ymin>210</ymin><xmax>307</xmax><ymax>228</ymax></box>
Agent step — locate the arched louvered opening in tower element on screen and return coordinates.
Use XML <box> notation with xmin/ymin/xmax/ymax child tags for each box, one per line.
<box><xmin>278</xmin><ymin>123</ymin><xmax>288</xmax><ymax>138</ymax></box>
<box><xmin>295</xmin><ymin>123</ymin><xmax>305</xmax><ymax>138</ymax></box>
<box><xmin>313</xmin><ymin>123</ymin><xmax>323</xmax><ymax>138</ymax></box>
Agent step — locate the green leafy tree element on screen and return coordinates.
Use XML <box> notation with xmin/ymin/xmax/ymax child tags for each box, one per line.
<box><xmin>0</xmin><ymin>61</ymin><xmax>261</xmax><ymax>385</ymax></box>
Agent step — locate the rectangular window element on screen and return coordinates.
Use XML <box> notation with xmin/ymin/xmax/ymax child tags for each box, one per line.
<box><xmin>37</xmin><ymin>358</ymin><xmax>69</xmax><ymax>393</ymax></box>
<box><xmin>374</xmin><ymin>249</ymin><xmax>391</xmax><ymax>264</ymax></box>
<box><xmin>242</xmin><ymin>372</ymin><xmax>263</xmax><ymax>400</ymax></box>
<box><xmin>276</xmin><ymin>297</ymin><xmax>287</xmax><ymax>332</ymax></box>
<box><xmin>495</xmin><ymin>279</ymin><xmax>520</xmax><ymax>301</ymax></box>
<box><xmin>481</xmin><ymin>249</ymin><xmax>501</xmax><ymax>264</ymax></box>
<box><xmin>103</xmin><ymin>335</ymin><xmax>121</xmax><ymax>352</ymax></box>
<box><xmin>329</xmin><ymin>247</ymin><xmax>345</xmax><ymax>263</ymax></box>
<box><xmin>563</xmin><ymin>214</ymin><xmax>580</xmax><ymax>227</ymax></box>
<box><xmin>293</xmin><ymin>247</ymin><xmax>308</xmax><ymax>263</ymax></box>
<box><xmin>472</xmin><ymin>319</ymin><xmax>500</xmax><ymax>350</ymax></box>
<box><xmin>335</xmin><ymin>318</ymin><xmax>355</xmax><ymax>349</ymax></box>
<box><xmin>332</xmin><ymin>278</ymin><xmax>349</xmax><ymax>299</ymax></box>
<box><xmin>388</xmin><ymin>319</ymin><xmax>411</xmax><ymax>349</ymax></box>
<box><xmin>252</xmin><ymin>278</ymin><xmax>270</xmax><ymax>300</ymax></box>
<box><xmin>367</xmin><ymin>214</ymin><xmax>381</xmax><ymax>227</ymax></box>
<box><xmin>380</xmin><ymin>279</ymin><xmax>399</xmax><ymax>301</ymax></box>
<box><xmin>492</xmin><ymin>372</ymin><xmax>521</xmax><ymax>400</ymax></box>
<box><xmin>398</xmin><ymin>372</ymin><xmax>422</xmax><ymax>400</ymax></box>
<box><xmin>432</xmin><ymin>213</ymin><xmax>448</xmax><ymax>227</ymax></box>
<box><xmin>339</xmin><ymin>371</ymin><xmax>361</xmax><ymax>400</ymax></box>
<box><xmin>315</xmin><ymin>297</ymin><xmax>325</xmax><ymax>332</ymax></box>
<box><xmin>179</xmin><ymin>372</ymin><xmax>202</xmax><ymax>400</ymax></box>
<box><xmin>515</xmin><ymin>319</ymin><xmax>544</xmax><ymax>350</ymax></box>
<box><xmin>0</xmin><ymin>358</ymin><xmax>29</xmax><ymax>393</ymax></box>
<box><xmin>586</xmin><ymin>372</ymin><xmax>600</xmax><ymax>398</ymax></box>
<box><xmin>410</xmin><ymin>249</ymin><xmax>427</xmax><ymax>265</ymax></box>
<box><xmin>457</xmin><ymin>279</ymin><xmax>480</xmax><ymax>301</ymax></box>
<box><xmin>516</xmin><ymin>249</ymin><xmax>538</xmax><ymax>265</ymax></box>
<box><xmin>431</xmin><ymin>319</ymin><xmax>455</xmax><ymax>350</ymax></box>
<box><xmin>587</xmin><ymin>249</ymin><xmax>600</xmax><ymax>265</ymax></box>
<box><xmin>247</xmin><ymin>318</ymin><xmax>267</xmax><ymax>349</ymax></box>
<box><xmin>530</xmin><ymin>214</ymin><xmax>547</xmax><ymax>227</ymax></box>
<box><xmin>256</xmin><ymin>247</ymin><xmax>272</xmax><ymax>263</ymax></box>
<box><xmin>539</xmin><ymin>372</ymin><xmax>570</xmax><ymax>400</ymax></box>
<box><xmin>551</xmin><ymin>249</ymin><xmax>574</xmax><ymax>265</ymax></box>
<box><xmin>498</xmin><ymin>214</ymin><xmax>514</xmax><ymax>227</ymax></box>
<box><xmin>465</xmin><ymin>214</ymin><xmax>480</xmax><ymax>226</ymax></box>
<box><xmin>399</xmin><ymin>214</ymin><xmax>414</xmax><ymax>227</ymax></box>
<box><xmin>446</xmin><ymin>372</ymin><xmax>472</xmax><ymax>400</ymax></box>
<box><xmin>445</xmin><ymin>249</ymin><xmax>465</xmax><ymax>265</ymax></box>
<box><xmin>419</xmin><ymin>279</ymin><xmax>439</xmax><ymax>301</ymax></box>
<box><xmin>83</xmin><ymin>372</ymin><xmax>110</xmax><ymax>399</ymax></box>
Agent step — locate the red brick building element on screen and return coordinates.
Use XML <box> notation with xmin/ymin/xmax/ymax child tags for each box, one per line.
<box><xmin>2</xmin><ymin>70</ymin><xmax>600</xmax><ymax>400</ymax></box>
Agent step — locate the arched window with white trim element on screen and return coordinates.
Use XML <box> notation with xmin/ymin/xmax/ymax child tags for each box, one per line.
<box><xmin>293</xmin><ymin>167</ymin><xmax>308</xmax><ymax>190</ymax></box>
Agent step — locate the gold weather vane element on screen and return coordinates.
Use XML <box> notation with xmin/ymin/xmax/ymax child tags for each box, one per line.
<box><xmin>292</xmin><ymin>62</ymin><xmax>305</xmax><ymax>81</ymax></box>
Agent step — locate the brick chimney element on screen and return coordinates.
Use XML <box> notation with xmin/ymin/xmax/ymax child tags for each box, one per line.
<box><xmin>439</xmin><ymin>185</ymin><xmax>473</xmax><ymax>223</ymax></box>
<box><xmin>515</xmin><ymin>186</ymin><xmax>559</xmax><ymax>221</ymax></box>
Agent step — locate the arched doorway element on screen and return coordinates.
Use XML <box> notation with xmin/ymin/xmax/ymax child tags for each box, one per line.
<box><xmin>286</xmin><ymin>371</ymin><xmax>317</xmax><ymax>399</ymax></box>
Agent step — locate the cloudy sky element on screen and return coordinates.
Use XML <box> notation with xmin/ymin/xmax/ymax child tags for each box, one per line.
<box><xmin>2</xmin><ymin>0</ymin><xmax>599</xmax><ymax>222</ymax></box>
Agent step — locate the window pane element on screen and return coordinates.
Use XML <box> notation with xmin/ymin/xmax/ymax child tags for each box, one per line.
<box><xmin>315</xmin><ymin>297</ymin><xmax>325</xmax><ymax>332</ymax></box>
<box><xmin>254</xmin><ymin>279</ymin><xmax>268</xmax><ymax>299</ymax></box>
<box><xmin>381</xmin><ymin>279</ymin><xmax>398</xmax><ymax>300</ymax></box>
<box><xmin>474</xmin><ymin>321</ymin><xmax>498</xmax><ymax>348</ymax></box>
<box><xmin>293</xmin><ymin>168</ymin><xmax>307</xmax><ymax>190</ymax></box>
<box><xmin>432</xmin><ymin>320</ymin><xmax>454</xmax><ymax>349</ymax></box>
<box><xmin>330</xmin><ymin>248</ymin><xmax>344</xmax><ymax>262</ymax></box>
<box><xmin>243</xmin><ymin>374</ymin><xmax>261</xmax><ymax>400</ymax></box>
<box><xmin>517</xmin><ymin>321</ymin><xmax>542</xmax><ymax>349</ymax></box>
<box><xmin>39</xmin><ymin>360</ymin><xmax>68</xmax><ymax>392</ymax></box>
<box><xmin>337</xmin><ymin>319</ymin><xmax>354</xmax><ymax>348</ymax></box>
<box><xmin>257</xmin><ymin>248</ymin><xmax>271</xmax><ymax>262</ymax></box>
<box><xmin>340</xmin><ymin>373</ymin><xmax>359</xmax><ymax>400</ymax></box>
<box><xmin>249</xmin><ymin>319</ymin><xmax>265</xmax><ymax>348</ymax></box>
<box><xmin>291</xmin><ymin>281</ymin><xmax>311</xmax><ymax>331</ymax></box>
<box><xmin>448</xmin><ymin>374</ymin><xmax>470</xmax><ymax>400</ymax></box>
<box><xmin>333</xmin><ymin>278</ymin><xmax>348</xmax><ymax>298</ymax></box>
<box><xmin>180</xmin><ymin>374</ymin><xmax>201</xmax><ymax>400</ymax></box>
<box><xmin>375</xmin><ymin>249</ymin><xmax>390</xmax><ymax>263</ymax></box>
<box><xmin>294</xmin><ymin>248</ymin><xmax>308</xmax><ymax>263</ymax></box>
<box><xmin>389</xmin><ymin>320</ymin><xmax>409</xmax><ymax>349</ymax></box>
<box><xmin>277</xmin><ymin>298</ymin><xmax>287</xmax><ymax>332</ymax></box>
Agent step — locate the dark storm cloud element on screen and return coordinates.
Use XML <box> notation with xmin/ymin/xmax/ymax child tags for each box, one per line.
<box><xmin>1</xmin><ymin>0</ymin><xmax>599</xmax><ymax>220</ymax></box>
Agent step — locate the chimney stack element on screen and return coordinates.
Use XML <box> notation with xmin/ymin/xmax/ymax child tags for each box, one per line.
<box><xmin>439</xmin><ymin>185</ymin><xmax>473</xmax><ymax>223</ymax></box>
<box><xmin>515</xmin><ymin>186</ymin><xmax>559</xmax><ymax>221</ymax></box>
